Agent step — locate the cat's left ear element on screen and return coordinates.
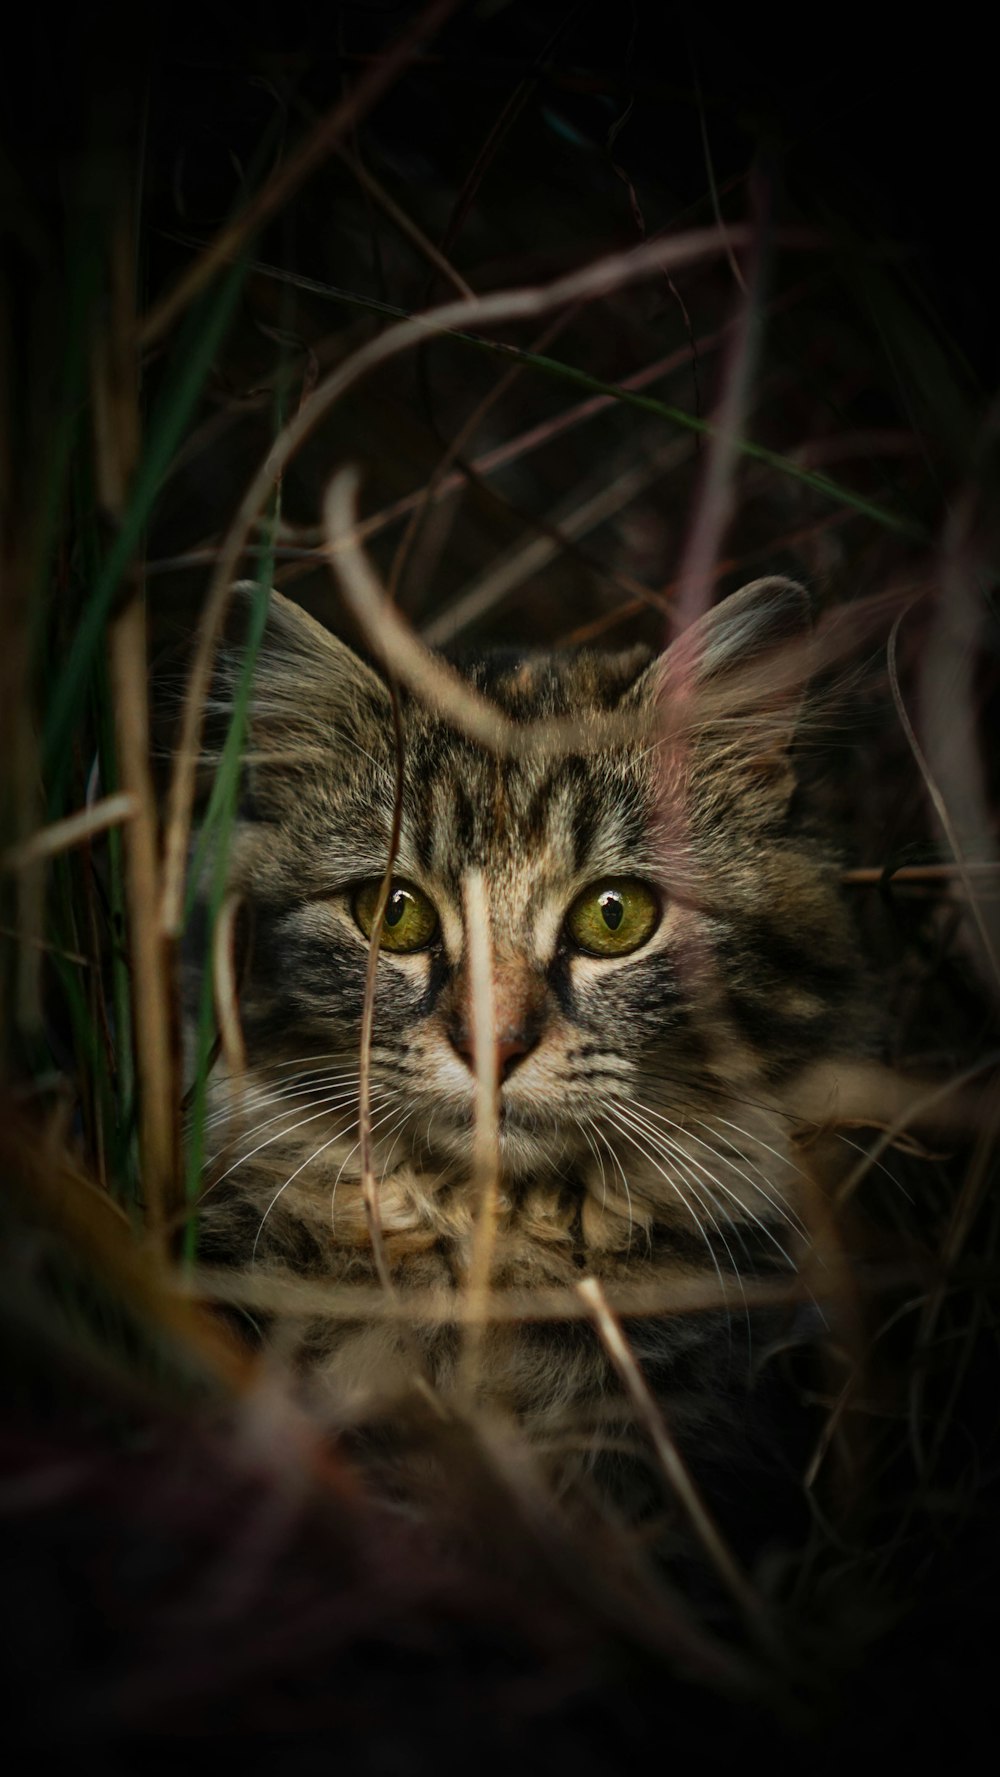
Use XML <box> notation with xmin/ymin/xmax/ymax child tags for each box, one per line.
<box><xmin>211</xmin><ymin>585</ymin><xmax>393</xmax><ymax>816</ymax></box>
<box><xmin>621</xmin><ymin>576</ymin><xmax>815</xmax><ymax>801</ymax></box>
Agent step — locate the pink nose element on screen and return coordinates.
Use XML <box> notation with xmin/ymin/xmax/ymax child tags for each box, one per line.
<box><xmin>449</xmin><ymin>1028</ymin><xmax>537</xmax><ymax>1083</ymax></box>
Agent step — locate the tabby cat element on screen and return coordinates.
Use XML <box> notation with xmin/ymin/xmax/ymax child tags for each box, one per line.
<box><xmin>196</xmin><ymin>576</ymin><xmax>871</xmax><ymax>1523</ymax></box>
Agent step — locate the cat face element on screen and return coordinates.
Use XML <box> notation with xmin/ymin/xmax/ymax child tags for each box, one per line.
<box><xmin>202</xmin><ymin>580</ymin><xmax>863</xmax><ymax>1279</ymax></box>
<box><xmin>239</xmin><ymin>666</ymin><xmax>682</xmax><ymax>1185</ymax></box>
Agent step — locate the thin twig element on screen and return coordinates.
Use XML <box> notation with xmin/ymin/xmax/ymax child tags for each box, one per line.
<box><xmin>191</xmin><ymin>1259</ymin><xmax>929</xmax><ymax>1326</ymax></box>
<box><xmin>92</xmin><ymin>204</ymin><xmax>180</xmax><ymax>1250</ymax></box>
<box><xmin>325</xmin><ymin>467</ymin><xmax>620</xmax><ymax>754</ymax></box>
<box><xmin>458</xmin><ymin>870</ymin><xmax>500</xmax><ymax>1396</ymax></box>
<box><xmin>139</xmin><ymin>0</ymin><xmax>463</xmax><ymax>347</ymax></box>
<box><xmin>577</xmin><ymin>1275</ymin><xmax>774</xmax><ymax>1646</ymax></box>
<box><xmin>212</xmin><ymin>892</ymin><xmax>246</xmax><ymax>1076</ymax></box>
<box><xmin>2</xmin><ymin>792</ymin><xmax>138</xmax><ymax>870</ymax></box>
<box><xmin>337</xmin><ymin>145</ymin><xmax>474</xmax><ymax>301</ymax></box>
<box><xmin>110</xmin><ymin>600</ymin><xmax>179</xmax><ymax>1249</ymax></box>
<box><xmin>888</xmin><ymin>606</ymin><xmax>1000</xmax><ymax>999</ymax></box>
<box><xmin>841</xmin><ymin>861</ymin><xmax>1000</xmax><ymax>885</ymax></box>
<box><xmin>356</xmin><ymin>693</ymin><xmax>407</xmax><ymax>1303</ymax></box>
<box><xmin>421</xmin><ymin>433</ymin><xmax>689</xmax><ymax>645</ymax></box>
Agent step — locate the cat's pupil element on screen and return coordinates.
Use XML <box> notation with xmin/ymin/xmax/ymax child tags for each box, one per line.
<box><xmin>386</xmin><ymin>892</ymin><xmax>405</xmax><ymax>926</ymax></box>
<box><xmin>600</xmin><ymin>892</ymin><xmax>624</xmax><ymax>931</ymax></box>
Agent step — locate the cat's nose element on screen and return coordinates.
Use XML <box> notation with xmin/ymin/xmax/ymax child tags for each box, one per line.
<box><xmin>495</xmin><ymin>1032</ymin><xmax>537</xmax><ymax>1081</ymax></box>
<box><xmin>448</xmin><ymin>1025</ymin><xmax>538</xmax><ymax>1083</ymax></box>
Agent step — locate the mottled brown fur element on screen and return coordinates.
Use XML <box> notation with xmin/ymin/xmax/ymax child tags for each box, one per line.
<box><xmin>193</xmin><ymin>577</ymin><xmax>873</xmax><ymax>1518</ymax></box>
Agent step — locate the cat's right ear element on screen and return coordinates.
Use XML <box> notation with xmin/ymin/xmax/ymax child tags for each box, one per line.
<box><xmin>211</xmin><ymin>584</ymin><xmax>392</xmax><ymax>811</ymax></box>
<box><xmin>618</xmin><ymin>577</ymin><xmax>816</xmax><ymax>815</ymax></box>
<box><xmin>621</xmin><ymin>576</ymin><xmax>815</xmax><ymax>734</ymax></box>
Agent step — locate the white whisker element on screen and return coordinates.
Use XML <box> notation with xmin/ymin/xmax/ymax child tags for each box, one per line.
<box><xmin>629</xmin><ymin>1103</ymin><xmax>799</xmax><ymax>1265</ymax></box>
<box><xmin>202</xmin><ymin>1071</ymin><xmax>362</xmax><ymax>1149</ymax></box>
<box><xmin>253</xmin><ymin>1098</ymin><xmax>406</xmax><ymax>1262</ymax></box>
<box><xmin>600</xmin><ymin>1102</ymin><xmax>749</xmax><ymax>1355</ymax></box>
<box><xmin>213</xmin><ymin>1089</ymin><xmax>387</xmax><ymax>1187</ymax></box>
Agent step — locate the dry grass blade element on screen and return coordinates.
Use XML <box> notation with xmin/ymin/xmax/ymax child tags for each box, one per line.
<box><xmin>139</xmin><ymin>0</ymin><xmax>464</xmax><ymax>348</ymax></box>
<box><xmin>841</xmin><ymin>862</ymin><xmax>1000</xmax><ymax>885</ymax></box>
<box><xmin>356</xmin><ymin>880</ymin><xmax>394</xmax><ymax>1304</ymax></box>
<box><xmin>1</xmin><ymin>792</ymin><xmax>137</xmax><ymax>870</ymax></box>
<box><xmin>422</xmin><ymin>433</ymin><xmax>689</xmax><ymax>645</ymax></box>
<box><xmin>670</xmin><ymin>189</ymin><xmax>765</xmax><ymax>638</ymax></box>
<box><xmin>159</xmin><ymin>223</ymin><xmax>761</xmax><ymax>931</ymax></box>
<box><xmin>469</xmin><ymin>1416</ymin><xmax>752</xmax><ymax>1690</ymax></box>
<box><xmin>212</xmin><ymin>891</ymin><xmax>246</xmax><ymax>1077</ymax></box>
<box><xmin>387</xmin><ymin>300</ymin><xmax>582</xmax><ymax>607</ymax></box>
<box><xmin>353</xmin><ymin>673</ymin><xmax>409</xmax><ymax>1306</ymax></box>
<box><xmin>91</xmin><ymin>215</ymin><xmax>180</xmax><ymax>1249</ymax></box>
<box><xmin>190</xmin><ymin>1264</ymin><xmax>911</xmax><ymax>1327</ymax></box>
<box><xmin>110</xmin><ymin>599</ymin><xmax>179</xmax><ymax>1250</ymax></box>
<box><xmin>908</xmin><ymin>1091</ymin><xmax>1000</xmax><ymax>1477</ymax></box>
<box><xmin>788</xmin><ymin>1055</ymin><xmax>998</xmax><ymax>1145</ymax></box>
<box><xmin>458</xmin><ymin>870</ymin><xmax>500</xmax><ymax>1396</ymax></box>
<box><xmin>888</xmin><ymin>606</ymin><xmax>1000</xmax><ymax>1001</ymax></box>
<box><xmin>337</xmin><ymin>145</ymin><xmax>473</xmax><ymax>301</ymax></box>
<box><xmin>326</xmin><ymin>466</ymin><xmax>544</xmax><ymax>753</ymax></box>
<box><xmin>326</xmin><ymin>469</ymin><xmax>843</xmax><ymax>756</ymax></box>
<box><xmin>577</xmin><ymin>1276</ymin><xmax>773</xmax><ymax>1644</ymax></box>
<box><xmin>3</xmin><ymin>1110</ymin><xmax>251</xmax><ymax>1392</ymax></box>
<box><xmin>815</xmin><ymin>1054</ymin><xmax>1000</xmax><ymax>1208</ymax></box>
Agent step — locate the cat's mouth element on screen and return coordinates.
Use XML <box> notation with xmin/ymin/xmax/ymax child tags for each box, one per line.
<box><xmin>418</xmin><ymin>1096</ymin><xmax>585</xmax><ymax>1178</ymax></box>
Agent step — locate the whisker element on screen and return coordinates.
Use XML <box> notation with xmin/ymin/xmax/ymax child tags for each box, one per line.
<box><xmin>691</xmin><ymin>1112</ymin><xmax>810</xmax><ymax>1234</ymax></box>
<box><xmin>205</xmin><ymin>1092</ymin><xmax>361</xmax><ymax>1171</ymax></box>
<box><xmin>634</xmin><ymin>1104</ymin><xmax>802</xmax><ymax>1259</ymax></box>
<box><xmin>202</xmin><ymin>1069</ymin><xmax>362</xmax><ymax>1140</ymax></box>
<box><xmin>600</xmin><ymin>1103</ymin><xmax>749</xmax><ymax>1356</ymax></box>
<box><xmin>614</xmin><ymin>1098</ymin><xmax>795</xmax><ymax>1274</ymax></box>
<box><xmin>591</xmin><ymin>1115</ymin><xmax>636</xmax><ymax>1247</ymax></box>
<box><xmin>213</xmin><ymin>1089</ymin><xmax>388</xmax><ymax>1187</ymax></box>
<box><xmin>579</xmin><ymin>1115</ymin><xmax>609</xmax><ymax>1212</ymax></box>
<box><xmin>329</xmin><ymin>1103</ymin><xmax>415</xmax><ymax>1230</ymax></box>
<box><xmin>253</xmin><ymin>1099</ymin><xmax>406</xmax><ymax>1263</ymax></box>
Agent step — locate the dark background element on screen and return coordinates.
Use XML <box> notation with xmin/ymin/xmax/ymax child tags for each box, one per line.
<box><xmin>6</xmin><ymin>0</ymin><xmax>992</xmax><ymax>375</ymax></box>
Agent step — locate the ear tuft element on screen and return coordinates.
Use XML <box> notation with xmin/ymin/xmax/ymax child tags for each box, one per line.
<box><xmin>208</xmin><ymin>587</ymin><xmax>393</xmax><ymax>816</ymax></box>
<box><xmin>621</xmin><ymin>577</ymin><xmax>816</xmax><ymax>817</ymax></box>
<box><xmin>679</xmin><ymin>576</ymin><xmax>813</xmax><ymax>681</ymax></box>
<box><xmin>217</xmin><ymin>584</ymin><xmax>390</xmax><ymax>720</ymax></box>
<box><xmin>623</xmin><ymin>576</ymin><xmax>814</xmax><ymax>712</ymax></box>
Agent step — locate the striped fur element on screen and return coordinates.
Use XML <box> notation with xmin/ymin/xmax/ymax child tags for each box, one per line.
<box><xmin>194</xmin><ymin>579</ymin><xmax>872</xmax><ymax>1511</ymax></box>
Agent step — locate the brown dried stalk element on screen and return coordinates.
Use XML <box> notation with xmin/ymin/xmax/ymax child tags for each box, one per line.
<box><xmin>160</xmin><ymin>222</ymin><xmax>761</xmax><ymax>933</ymax></box>
<box><xmin>139</xmin><ymin>0</ymin><xmax>463</xmax><ymax>348</ymax></box>
<box><xmin>888</xmin><ymin>606</ymin><xmax>1000</xmax><ymax>999</ymax></box>
<box><xmin>337</xmin><ymin>145</ymin><xmax>474</xmax><ymax>302</ymax></box>
<box><xmin>458</xmin><ymin>870</ymin><xmax>501</xmax><ymax>1396</ymax></box>
<box><xmin>93</xmin><ymin>203</ymin><xmax>180</xmax><ymax>1250</ymax></box>
<box><xmin>668</xmin><ymin>183</ymin><xmax>766</xmax><ymax>637</ymax></box>
<box><xmin>212</xmin><ymin>891</ymin><xmax>246</xmax><ymax>1077</ymax></box>
<box><xmin>1</xmin><ymin>793</ymin><xmax>137</xmax><ymax>870</ymax></box>
<box><xmin>192</xmin><ymin>1259</ymin><xmax>927</xmax><ymax>1328</ymax></box>
<box><xmin>110</xmin><ymin>600</ymin><xmax>180</xmax><ymax>1251</ymax></box>
<box><xmin>841</xmin><ymin>861</ymin><xmax>1000</xmax><ymax>886</ymax></box>
<box><xmin>577</xmin><ymin>1276</ymin><xmax>773</xmax><ymax>1645</ymax></box>
<box><xmin>421</xmin><ymin>432</ymin><xmax>689</xmax><ymax>645</ymax></box>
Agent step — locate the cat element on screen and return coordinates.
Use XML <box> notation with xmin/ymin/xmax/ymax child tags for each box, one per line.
<box><xmin>194</xmin><ymin>575</ymin><xmax>874</xmax><ymax>1532</ymax></box>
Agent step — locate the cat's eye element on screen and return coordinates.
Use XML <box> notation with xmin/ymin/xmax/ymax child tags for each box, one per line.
<box><xmin>352</xmin><ymin>879</ymin><xmax>439</xmax><ymax>953</ymax></box>
<box><xmin>565</xmin><ymin>878</ymin><xmax>659</xmax><ymax>957</ymax></box>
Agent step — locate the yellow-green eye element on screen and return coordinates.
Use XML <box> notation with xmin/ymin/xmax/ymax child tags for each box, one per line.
<box><xmin>352</xmin><ymin>880</ymin><xmax>439</xmax><ymax>952</ymax></box>
<box><xmin>565</xmin><ymin>878</ymin><xmax>659</xmax><ymax>957</ymax></box>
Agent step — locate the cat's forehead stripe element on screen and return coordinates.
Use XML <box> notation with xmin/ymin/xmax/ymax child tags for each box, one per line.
<box><xmin>405</xmin><ymin>739</ymin><xmax>647</xmax><ymax>886</ymax></box>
